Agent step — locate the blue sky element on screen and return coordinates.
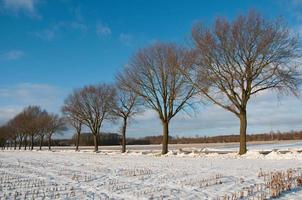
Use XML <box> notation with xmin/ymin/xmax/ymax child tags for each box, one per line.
<box><xmin>1</xmin><ymin>0</ymin><xmax>302</xmax><ymax>138</ymax></box>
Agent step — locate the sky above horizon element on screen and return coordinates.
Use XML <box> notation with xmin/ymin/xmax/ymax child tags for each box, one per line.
<box><xmin>1</xmin><ymin>0</ymin><xmax>302</xmax><ymax>138</ymax></box>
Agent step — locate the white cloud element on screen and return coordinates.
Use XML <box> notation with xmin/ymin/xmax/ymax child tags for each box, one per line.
<box><xmin>33</xmin><ymin>23</ymin><xmax>61</xmax><ymax>41</ymax></box>
<box><xmin>126</xmin><ymin>91</ymin><xmax>302</xmax><ymax>137</ymax></box>
<box><xmin>70</xmin><ymin>21</ymin><xmax>88</xmax><ymax>32</ymax></box>
<box><xmin>119</xmin><ymin>33</ymin><xmax>133</xmax><ymax>46</ymax></box>
<box><xmin>135</xmin><ymin>109</ymin><xmax>158</xmax><ymax>121</ymax></box>
<box><xmin>69</xmin><ymin>7</ymin><xmax>88</xmax><ymax>33</ymax></box>
<box><xmin>33</xmin><ymin>21</ymin><xmax>88</xmax><ymax>41</ymax></box>
<box><xmin>0</xmin><ymin>106</ymin><xmax>23</xmax><ymax>125</ymax></box>
<box><xmin>0</xmin><ymin>50</ymin><xmax>24</xmax><ymax>60</ymax></box>
<box><xmin>290</xmin><ymin>0</ymin><xmax>302</xmax><ymax>5</ymax></box>
<box><xmin>0</xmin><ymin>83</ymin><xmax>64</xmax><ymax>124</ymax></box>
<box><xmin>0</xmin><ymin>83</ymin><xmax>60</xmax><ymax>104</ymax></box>
<box><xmin>298</xmin><ymin>25</ymin><xmax>302</xmax><ymax>35</ymax></box>
<box><xmin>1</xmin><ymin>0</ymin><xmax>39</xmax><ymax>17</ymax></box>
<box><xmin>1</xmin><ymin>85</ymin><xmax>301</xmax><ymax>138</ymax></box>
<box><xmin>2</xmin><ymin>0</ymin><xmax>35</xmax><ymax>12</ymax></box>
<box><xmin>71</xmin><ymin>6</ymin><xmax>84</xmax><ymax>22</ymax></box>
<box><xmin>96</xmin><ymin>22</ymin><xmax>111</xmax><ymax>38</ymax></box>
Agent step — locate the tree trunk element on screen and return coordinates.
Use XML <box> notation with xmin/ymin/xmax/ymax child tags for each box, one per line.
<box><xmin>121</xmin><ymin>118</ymin><xmax>127</xmax><ymax>153</ymax></box>
<box><xmin>14</xmin><ymin>139</ymin><xmax>17</xmax><ymax>150</ymax></box>
<box><xmin>48</xmin><ymin>137</ymin><xmax>52</xmax><ymax>150</ymax></box>
<box><xmin>75</xmin><ymin>132</ymin><xmax>80</xmax><ymax>151</ymax></box>
<box><xmin>30</xmin><ymin>135</ymin><xmax>34</xmax><ymax>150</ymax></box>
<box><xmin>162</xmin><ymin>121</ymin><xmax>169</xmax><ymax>155</ymax></box>
<box><xmin>18</xmin><ymin>138</ymin><xmax>23</xmax><ymax>150</ymax></box>
<box><xmin>93</xmin><ymin>133</ymin><xmax>98</xmax><ymax>152</ymax></box>
<box><xmin>39</xmin><ymin>135</ymin><xmax>44</xmax><ymax>150</ymax></box>
<box><xmin>239</xmin><ymin>110</ymin><xmax>247</xmax><ymax>155</ymax></box>
<box><xmin>24</xmin><ymin>136</ymin><xmax>27</xmax><ymax>150</ymax></box>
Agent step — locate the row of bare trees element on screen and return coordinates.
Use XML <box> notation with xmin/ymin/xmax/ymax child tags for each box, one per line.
<box><xmin>115</xmin><ymin>12</ymin><xmax>301</xmax><ymax>154</ymax></box>
<box><xmin>1</xmin><ymin>11</ymin><xmax>301</xmax><ymax>155</ymax></box>
<box><xmin>62</xmin><ymin>83</ymin><xmax>140</xmax><ymax>152</ymax></box>
<box><xmin>0</xmin><ymin>106</ymin><xmax>66</xmax><ymax>150</ymax></box>
<box><xmin>54</xmin><ymin>11</ymin><xmax>302</xmax><ymax>155</ymax></box>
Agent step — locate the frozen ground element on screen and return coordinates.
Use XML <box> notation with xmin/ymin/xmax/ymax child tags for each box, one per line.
<box><xmin>1</xmin><ymin>143</ymin><xmax>302</xmax><ymax>199</ymax></box>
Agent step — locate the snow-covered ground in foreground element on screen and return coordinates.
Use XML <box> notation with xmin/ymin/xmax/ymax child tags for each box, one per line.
<box><xmin>0</xmin><ymin>147</ymin><xmax>302</xmax><ymax>199</ymax></box>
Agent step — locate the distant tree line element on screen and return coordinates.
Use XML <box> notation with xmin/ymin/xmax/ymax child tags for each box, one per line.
<box><xmin>124</xmin><ymin>130</ymin><xmax>302</xmax><ymax>145</ymax></box>
<box><xmin>0</xmin><ymin>11</ymin><xmax>301</xmax><ymax>155</ymax></box>
<box><xmin>71</xmin><ymin>132</ymin><xmax>121</xmax><ymax>146</ymax></box>
<box><xmin>47</xmin><ymin>130</ymin><xmax>302</xmax><ymax>147</ymax></box>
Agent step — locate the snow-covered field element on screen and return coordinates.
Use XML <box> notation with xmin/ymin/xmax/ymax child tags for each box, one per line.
<box><xmin>1</xmin><ymin>144</ymin><xmax>302</xmax><ymax>199</ymax></box>
<box><xmin>39</xmin><ymin>140</ymin><xmax>302</xmax><ymax>152</ymax></box>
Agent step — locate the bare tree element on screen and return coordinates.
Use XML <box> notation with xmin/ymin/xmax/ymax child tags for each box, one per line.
<box><xmin>187</xmin><ymin>11</ymin><xmax>301</xmax><ymax>154</ymax></box>
<box><xmin>10</xmin><ymin>109</ymin><xmax>30</xmax><ymax>150</ymax></box>
<box><xmin>37</xmin><ymin>111</ymin><xmax>50</xmax><ymax>150</ymax></box>
<box><xmin>65</xmin><ymin>84</ymin><xmax>116</xmax><ymax>152</ymax></box>
<box><xmin>6</xmin><ymin>121</ymin><xmax>17</xmax><ymax>150</ymax></box>
<box><xmin>62</xmin><ymin>92</ymin><xmax>83</xmax><ymax>151</ymax></box>
<box><xmin>1</xmin><ymin>107</ymin><xmax>64</xmax><ymax>151</ymax></box>
<box><xmin>9</xmin><ymin>113</ymin><xmax>26</xmax><ymax>150</ymax></box>
<box><xmin>44</xmin><ymin>113</ymin><xmax>66</xmax><ymax>150</ymax></box>
<box><xmin>112</xmin><ymin>86</ymin><xmax>141</xmax><ymax>153</ymax></box>
<box><xmin>0</xmin><ymin>125</ymin><xmax>10</xmax><ymax>149</ymax></box>
<box><xmin>25</xmin><ymin>106</ymin><xmax>45</xmax><ymax>151</ymax></box>
<box><xmin>116</xmin><ymin>43</ymin><xmax>196</xmax><ymax>154</ymax></box>
<box><xmin>13</xmin><ymin>106</ymin><xmax>44</xmax><ymax>151</ymax></box>
<box><xmin>70</xmin><ymin>119</ymin><xmax>82</xmax><ymax>151</ymax></box>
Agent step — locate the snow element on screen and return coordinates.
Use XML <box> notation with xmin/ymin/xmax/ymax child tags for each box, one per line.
<box><xmin>1</xmin><ymin>145</ymin><xmax>302</xmax><ymax>199</ymax></box>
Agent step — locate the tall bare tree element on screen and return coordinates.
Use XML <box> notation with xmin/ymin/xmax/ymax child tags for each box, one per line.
<box><xmin>37</xmin><ymin>111</ymin><xmax>50</xmax><ymax>150</ymax></box>
<box><xmin>112</xmin><ymin>87</ymin><xmax>141</xmax><ymax>153</ymax></box>
<box><xmin>9</xmin><ymin>113</ymin><xmax>26</xmax><ymax>150</ymax></box>
<box><xmin>26</xmin><ymin>106</ymin><xmax>45</xmax><ymax>151</ymax></box>
<box><xmin>0</xmin><ymin>125</ymin><xmax>10</xmax><ymax>149</ymax></box>
<box><xmin>15</xmin><ymin>106</ymin><xmax>45</xmax><ymax>150</ymax></box>
<box><xmin>187</xmin><ymin>12</ymin><xmax>301</xmax><ymax>154</ymax></box>
<box><xmin>66</xmin><ymin>84</ymin><xmax>116</xmax><ymax>152</ymax></box>
<box><xmin>12</xmin><ymin>108</ymin><xmax>35</xmax><ymax>150</ymax></box>
<box><xmin>44</xmin><ymin>113</ymin><xmax>66</xmax><ymax>150</ymax></box>
<box><xmin>6</xmin><ymin>121</ymin><xmax>17</xmax><ymax>150</ymax></box>
<box><xmin>116</xmin><ymin>43</ymin><xmax>196</xmax><ymax>154</ymax></box>
<box><xmin>62</xmin><ymin>91</ymin><xmax>83</xmax><ymax>151</ymax></box>
<box><xmin>70</xmin><ymin>120</ymin><xmax>82</xmax><ymax>151</ymax></box>
<box><xmin>1</xmin><ymin>107</ymin><xmax>63</xmax><ymax>151</ymax></box>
